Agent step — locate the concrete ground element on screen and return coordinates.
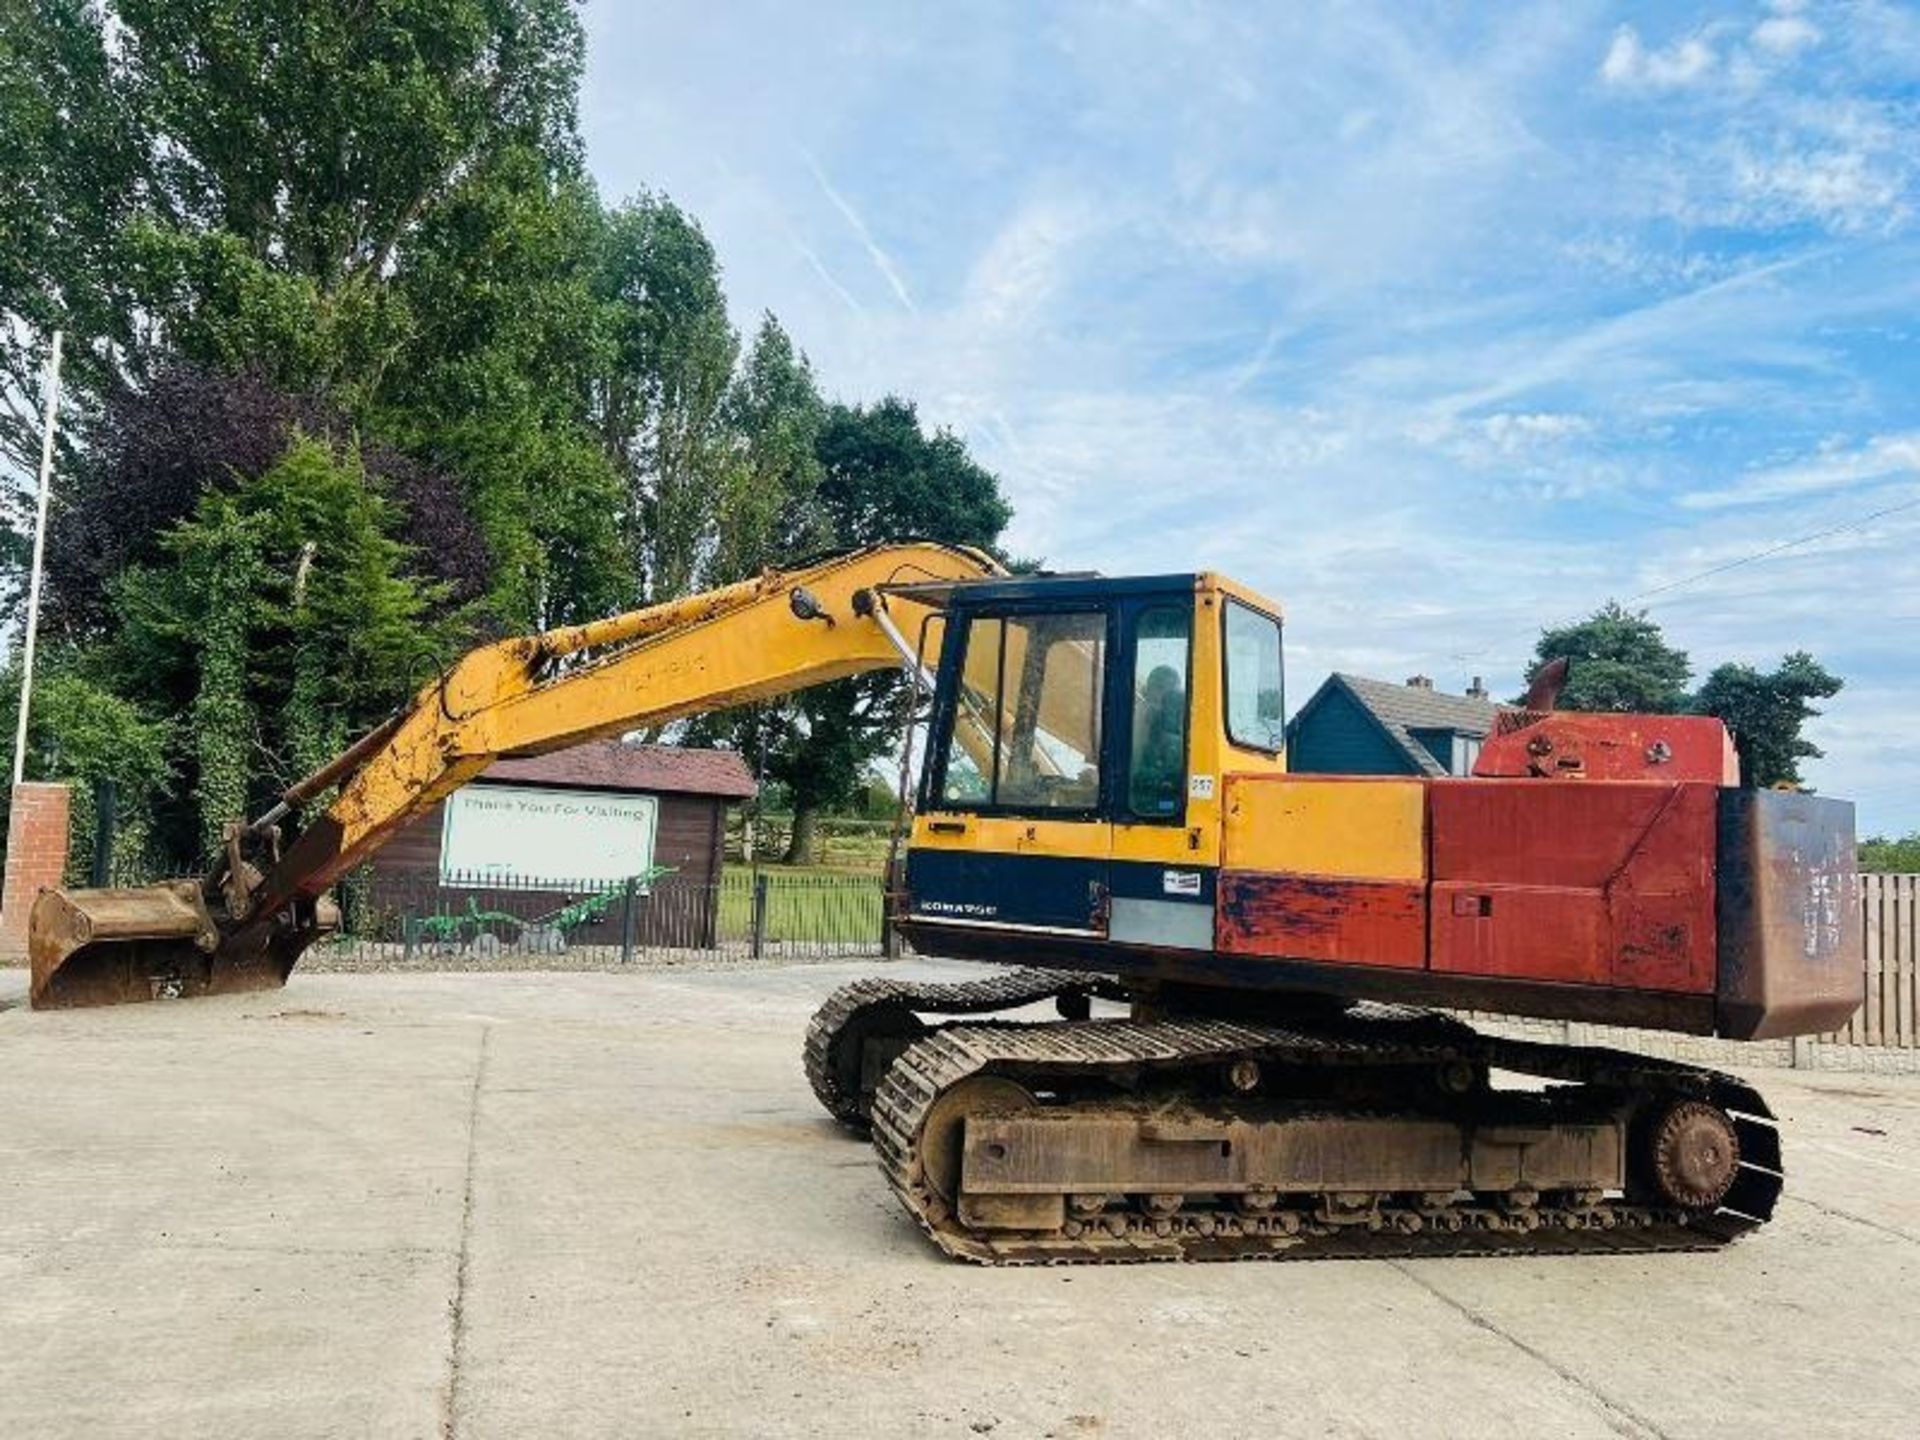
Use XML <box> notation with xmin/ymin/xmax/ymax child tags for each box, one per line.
<box><xmin>2</xmin><ymin>961</ymin><xmax>1917</xmax><ymax>1440</ymax></box>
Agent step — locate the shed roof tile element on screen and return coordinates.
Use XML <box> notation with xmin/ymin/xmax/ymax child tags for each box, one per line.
<box><xmin>481</xmin><ymin>740</ymin><xmax>758</xmax><ymax>799</ymax></box>
<box><xmin>1331</xmin><ymin>673</ymin><xmax>1505</xmax><ymax>777</ymax></box>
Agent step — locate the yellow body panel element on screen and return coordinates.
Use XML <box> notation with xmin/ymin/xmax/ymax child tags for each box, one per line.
<box><xmin>906</xmin><ymin>814</ymin><xmax>1214</xmax><ymax>870</ymax></box>
<box><xmin>1177</xmin><ymin>577</ymin><xmax>1288</xmax><ymax>865</ymax></box>
<box><xmin>910</xmin><ymin>813</ymin><xmax>1107</xmax><ymax>860</ymax></box>
<box><xmin>1223</xmin><ymin>775</ymin><xmax>1428</xmax><ymax>883</ymax></box>
<box><xmin>1111</xmin><ymin>821</ymin><xmax>1212</xmax><ymax>867</ymax></box>
<box><xmin>909</xmin><ymin>816</ymin><xmax>1213</xmax><ymax>869</ymax></box>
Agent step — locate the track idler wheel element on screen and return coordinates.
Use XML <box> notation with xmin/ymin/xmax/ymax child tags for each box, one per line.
<box><xmin>918</xmin><ymin>1075</ymin><xmax>1038</xmax><ymax>1212</ymax></box>
<box><xmin>1639</xmin><ymin>1099</ymin><xmax>1741</xmax><ymax>1210</ymax></box>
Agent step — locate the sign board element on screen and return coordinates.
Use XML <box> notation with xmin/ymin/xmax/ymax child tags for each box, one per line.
<box><xmin>440</xmin><ymin>784</ymin><xmax>659</xmax><ymax>886</ymax></box>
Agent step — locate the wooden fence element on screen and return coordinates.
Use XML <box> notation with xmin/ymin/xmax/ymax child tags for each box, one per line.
<box><xmin>1834</xmin><ymin>873</ymin><xmax>1918</xmax><ymax>1048</ymax></box>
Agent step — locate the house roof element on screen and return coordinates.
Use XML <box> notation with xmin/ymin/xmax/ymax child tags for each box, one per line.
<box><xmin>1303</xmin><ymin>673</ymin><xmax>1504</xmax><ymax>777</ymax></box>
<box><xmin>480</xmin><ymin>740</ymin><xmax>758</xmax><ymax>799</ymax></box>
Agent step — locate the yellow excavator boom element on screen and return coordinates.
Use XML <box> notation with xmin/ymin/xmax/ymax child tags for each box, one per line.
<box><xmin>28</xmin><ymin>542</ymin><xmax>1001</xmax><ymax>1008</ymax></box>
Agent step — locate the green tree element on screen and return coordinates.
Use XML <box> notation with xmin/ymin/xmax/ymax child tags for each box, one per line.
<box><xmin>110</xmin><ymin>434</ymin><xmax>455</xmax><ymax>859</ymax></box>
<box><xmin>0</xmin><ymin>0</ymin><xmax>152</xmax><ymax>481</ymax></box>
<box><xmin>815</xmin><ymin>397</ymin><xmax>1014</xmax><ymax>547</ymax></box>
<box><xmin>1523</xmin><ymin>602</ymin><xmax>1693</xmax><ymax>713</ymax></box>
<box><xmin>1861</xmin><ymin>835</ymin><xmax>1920</xmax><ymax>873</ymax></box>
<box><xmin>107</xmin><ymin>0</ymin><xmax>581</xmax><ymax>287</ymax></box>
<box><xmin>713</xmin><ymin>314</ymin><xmax>829</xmax><ymax>582</ymax></box>
<box><xmin>179</xmin><ymin>503</ymin><xmax>265</xmax><ymax>854</ymax></box>
<box><xmin>47</xmin><ymin>362</ymin><xmax>488</xmax><ymax>639</ymax></box>
<box><xmin>1693</xmin><ymin>652</ymin><xmax>1843</xmax><ymax>790</ymax></box>
<box><xmin>0</xmin><ymin>0</ymin><xmax>587</xmax><ymax>412</ymax></box>
<box><xmin>383</xmin><ymin>150</ymin><xmax>629</xmax><ymax>627</ymax></box>
<box><xmin>770</xmin><ymin>398</ymin><xmax>1012</xmax><ymax>864</ymax></box>
<box><xmin>1</xmin><ymin>0</ymin><xmax>590</xmax><ymax>614</ymax></box>
<box><xmin>678</xmin><ymin>316</ymin><xmax>831</xmax><ymax>794</ymax></box>
<box><xmin>594</xmin><ymin>194</ymin><xmax>740</xmax><ymax>602</ymax></box>
<box><xmin>0</xmin><ymin>659</ymin><xmax>174</xmax><ymax>880</ymax></box>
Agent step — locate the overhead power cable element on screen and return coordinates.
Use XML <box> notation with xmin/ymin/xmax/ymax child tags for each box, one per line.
<box><xmin>1446</xmin><ymin>485</ymin><xmax>1920</xmax><ymax>668</ymax></box>
<box><xmin>1620</xmin><ymin>491</ymin><xmax>1920</xmax><ymax>610</ymax></box>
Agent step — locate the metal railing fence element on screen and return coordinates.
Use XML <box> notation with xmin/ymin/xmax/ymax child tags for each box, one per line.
<box><xmin>307</xmin><ymin>868</ymin><xmax>887</xmax><ymax>966</ymax></box>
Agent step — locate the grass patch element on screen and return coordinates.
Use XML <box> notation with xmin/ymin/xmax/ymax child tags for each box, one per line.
<box><xmin>717</xmin><ymin>867</ymin><xmax>885</xmax><ymax>945</ymax></box>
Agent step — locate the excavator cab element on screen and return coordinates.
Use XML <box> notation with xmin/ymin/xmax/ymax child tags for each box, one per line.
<box><xmin>901</xmin><ymin>571</ymin><xmax>1286</xmax><ymax>940</ymax></box>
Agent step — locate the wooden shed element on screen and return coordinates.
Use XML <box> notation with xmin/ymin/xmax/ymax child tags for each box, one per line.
<box><xmin>359</xmin><ymin>740</ymin><xmax>757</xmax><ymax>949</ymax></box>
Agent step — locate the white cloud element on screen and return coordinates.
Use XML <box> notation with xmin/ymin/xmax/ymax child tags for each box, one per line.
<box><xmin>799</xmin><ymin>149</ymin><xmax>918</xmax><ymax>314</ymax></box>
<box><xmin>1681</xmin><ymin>433</ymin><xmax>1920</xmax><ymax>509</ymax></box>
<box><xmin>1600</xmin><ymin>26</ymin><xmax>1717</xmax><ymax>89</ymax></box>
<box><xmin>1729</xmin><ymin>117</ymin><xmax>1913</xmax><ymax>234</ymax></box>
<box><xmin>1610</xmin><ymin>86</ymin><xmax>1919</xmax><ymax>238</ymax></box>
<box><xmin>1602</xmin><ymin>8</ymin><xmax>1824</xmax><ymax>94</ymax></box>
<box><xmin>959</xmin><ymin>198</ymin><xmax>1089</xmax><ymax>334</ymax></box>
<box><xmin>1405</xmin><ymin>411</ymin><xmax>1596</xmax><ymax>470</ymax></box>
<box><xmin>1752</xmin><ymin>14</ymin><xmax>1821</xmax><ymax>56</ymax></box>
<box><xmin>1559</xmin><ymin>233</ymin><xmax>1742</xmax><ymax>291</ymax></box>
<box><xmin>1476</xmin><ymin>411</ymin><xmax>1594</xmax><ymax>449</ymax></box>
<box><xmin>1590</xmin><ymin>8</ymin><xmax>1915</xmax><ymax>238</ymax></box>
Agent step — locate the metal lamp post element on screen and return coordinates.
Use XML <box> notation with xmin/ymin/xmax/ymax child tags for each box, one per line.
<box><xmin>12</xmin><ymin>329</ymin><xmax>65</xmax><ymax>787</ymax></box>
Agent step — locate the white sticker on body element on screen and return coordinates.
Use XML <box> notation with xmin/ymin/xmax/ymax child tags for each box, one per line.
<box><xmin>1162</xmin><ymin>870</ymin><xmax>1203</xmax><ymax>897</ymax></box>
<box><xmin>1189</xmin><ymin>774</ymin><xmax>1216</xmax><ymax>799</ymax></box>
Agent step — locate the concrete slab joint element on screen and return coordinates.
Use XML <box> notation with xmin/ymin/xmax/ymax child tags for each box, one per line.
<box><xmin>441</xmin><ymin>1023</ymin><xmax>492</xmax><ymax>1440</ymax></box>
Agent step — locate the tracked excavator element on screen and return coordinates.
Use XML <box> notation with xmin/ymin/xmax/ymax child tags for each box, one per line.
<box><xmin>29</xmin><ymin>542</ymin><xmax>1862</xmax><ymax>1264</ymax></box>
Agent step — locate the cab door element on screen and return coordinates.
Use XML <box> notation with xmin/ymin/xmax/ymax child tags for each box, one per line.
<box><xmin>1107</xmin><ymin>593</ymin><xmax>1214</xmax><ymax>951</ymax></box>
<box><xmin>908</xmin><ymin>603</ymin><xmax>1115</xmax><ymax>935</ymax></box>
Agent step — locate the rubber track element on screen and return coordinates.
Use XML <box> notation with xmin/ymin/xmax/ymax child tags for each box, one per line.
<box><xmin>803</xmin><ymin>968</ymin><xmax>1112</xmax><ymax>1126</ymax></box>
<box><xmin>871</xmin><ymin>1014</ymin><xmax>1783</xmax><ymax>1265</ymax></box>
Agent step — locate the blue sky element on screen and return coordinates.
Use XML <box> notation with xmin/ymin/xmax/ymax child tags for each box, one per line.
<box><xmin>581</xmin><ymin>0</ymin><xmax>1920</xmax><ymax>834</ymax></box>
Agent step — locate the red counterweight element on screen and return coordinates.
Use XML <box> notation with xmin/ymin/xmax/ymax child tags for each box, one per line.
<box><xmin>1211</xmin><ymin>709</ymin><xmax>1857</xmax><ymax>1041</ymax></box>
<box><xmin>1428</xmin><ymin>780</ymin><xmax>1719</xmax><ymax>993</ymax></box>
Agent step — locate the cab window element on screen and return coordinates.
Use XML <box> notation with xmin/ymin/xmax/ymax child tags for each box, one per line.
<box><xmin>1224</xmin><ymin>601</ymin><xmax>1285</xmax><ymax>751</ymax></box>
<box><xmin>937</xmin><ymin>610</ymin><xmax>1105</xmax><ymax>812</ymax></box>
<box><xmin>1127</xmin><ymin>605</ymin><xmax>1191</xmax><ymax>818</ymax></box>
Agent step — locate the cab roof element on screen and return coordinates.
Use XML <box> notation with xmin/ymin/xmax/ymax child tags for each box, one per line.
<box><xmin>882</xmin><ymin>569</ymin><xmax>1283</xmax><ymax>618</ymax></box>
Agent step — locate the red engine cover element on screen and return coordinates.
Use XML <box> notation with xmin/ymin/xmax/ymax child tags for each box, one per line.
<box><xmin>1428</xmin><ymin>781</ymin><xmax>1718</xmax><ymax>994</ymax></box>
<box><xmin>1475</xmin><ymin>711</ymin><xmax>1738</xmax><ymax>785</ymax></box>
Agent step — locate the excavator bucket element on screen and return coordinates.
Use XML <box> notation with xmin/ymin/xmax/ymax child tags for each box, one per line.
<box><xmin>26</xmin><ymin>882</ymin><xmax>287</xmax><ymax>1009</ymax></box>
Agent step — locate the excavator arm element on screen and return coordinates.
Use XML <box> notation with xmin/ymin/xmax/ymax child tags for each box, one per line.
<box><xmin>28</xmin><ymin>542</ymin><xmax>1001</xmax><ymax>1008</ymax></box>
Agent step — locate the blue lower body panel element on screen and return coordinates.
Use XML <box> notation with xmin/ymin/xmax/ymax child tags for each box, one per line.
<box><xmin>905</xmin><ymin>848</ymin><xmax>1216</xmax><ymax>943</ymax></box>
<box><xmin>906</xmin><ymin>850</ymin><xmax>1105</xmax><ymax>932</ymax></box>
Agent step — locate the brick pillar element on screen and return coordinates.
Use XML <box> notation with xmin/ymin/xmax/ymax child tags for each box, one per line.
<box><xmin>1</xmin><ymin>782</ymin><xmax>72</xmax><ymax>962</ymax></box>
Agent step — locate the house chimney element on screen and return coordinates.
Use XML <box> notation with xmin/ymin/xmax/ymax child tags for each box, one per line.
<box><xmin>1405</xmin><ymin>675</ymin><xmax>1433</xmax><ymax>690</ymax></box>
<box><xmin>1466</xmin><ymin>676</ymin><xmax>1487</xmax><ymax>700</ymax></box>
